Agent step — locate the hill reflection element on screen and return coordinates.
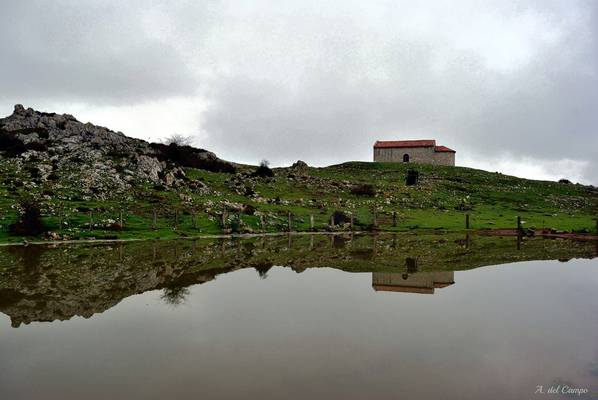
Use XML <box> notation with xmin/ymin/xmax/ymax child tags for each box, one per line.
<box><xmin>0</xmin><ymin>233</ymin><xmax>595</xmax><ymax>327</ymax></box>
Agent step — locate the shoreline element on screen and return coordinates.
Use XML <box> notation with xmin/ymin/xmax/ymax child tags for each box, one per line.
<box><xmin>1</xmin><ymin>228</ymin><xmax>597</xmax><ymax>247</ymax></box>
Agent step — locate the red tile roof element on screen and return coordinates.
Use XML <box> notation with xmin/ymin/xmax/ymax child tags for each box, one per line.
<box><xmin>434</xmin><ymin>145</ymin><xmax>456</xmax><ymax>153</ymax></box>
<box><xmin>373</xmin><ymin>139</ymin><xmax>436</xmax><ymax>149</ymax></box>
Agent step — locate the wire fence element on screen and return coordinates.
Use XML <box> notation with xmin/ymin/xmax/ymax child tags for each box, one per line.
<box><xmin>1</xmin><ymin>205</ymin><xmax>596</xmax><ymax>238</ymax></box>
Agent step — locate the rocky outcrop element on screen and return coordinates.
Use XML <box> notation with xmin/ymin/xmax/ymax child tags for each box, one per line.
<box><xmin>290</xmin><ymin>160</ymin><xmax>309</xmax><ymax>175</ymax></box>
<box><xmin>0</xmin><ymin>104</ymin><xmax>235</xmax><ymax>198</ymax></box>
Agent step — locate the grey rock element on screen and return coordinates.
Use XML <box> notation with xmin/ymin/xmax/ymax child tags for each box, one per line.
<box><xmin>0</xmin><ymin>105</ymin><xmax>236</xmax><ymax>198</ymax></box>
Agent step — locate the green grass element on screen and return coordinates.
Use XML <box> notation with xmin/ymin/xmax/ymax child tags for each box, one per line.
<box><xmin>0</xmin><ymin>158</ymin><xmax>596</xmax><ymax>242</ymax></box>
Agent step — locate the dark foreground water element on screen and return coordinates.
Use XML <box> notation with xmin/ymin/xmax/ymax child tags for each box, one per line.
<box><xmin>0</xmin><ymin>234</ymin><xmax>597</xmax><ymax>399</ymax></box>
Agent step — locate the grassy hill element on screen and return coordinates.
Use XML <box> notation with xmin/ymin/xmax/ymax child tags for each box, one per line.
<box><xmin>1</xmin><ymin>157</ymin><xmax>597</xmax><ymax>242</ymax></box>
<box><xmin>0</xmin><ymin>105</ymin><xmax>596</xmax><ymax>242</ymax></box>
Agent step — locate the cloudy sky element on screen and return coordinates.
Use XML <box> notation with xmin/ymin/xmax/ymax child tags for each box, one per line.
<box><xmin>1</xmin><ymin>0</ymin><xmax>597</xmax><ymax>183</ymax></box>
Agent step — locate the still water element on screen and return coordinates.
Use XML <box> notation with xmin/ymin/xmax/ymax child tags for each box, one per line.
<box><xmin>0</xmin><ymin>234</ymin><xmax>597</xmax><ymax>399</ymax></box>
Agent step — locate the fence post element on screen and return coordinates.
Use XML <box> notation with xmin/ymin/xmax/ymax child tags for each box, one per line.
<box><xmin>350</xmin><ymin>213</ymin><xmax>354</xmax><ymax>231</ymax></box>
<box><xmin>330</xmin><ymin>214</ymin><xmax>335</xmax><ymax>227</ymax></box>
<box><xmin>152</xmin><ymin>208</ymin><xmax>157</xmax><ymax>230</ymax></box>
<box><xmin>89</xmin><ymin>211</ymin><xmax>93</xmax><ymax>231</ymax></box>
<box><xmin>119</xmin><ymin>209</ymin><xmax>124</xmax><ymax>229</ymax></box>
<box><xmin>192</xmin><ymin>211</ymin><xmax>197</xmax><ymax>229</ymax></box>
<box><xmin>288</xmin><ymin>211</ymin><xmax>292</xmax><ymax>232</ymax></box>
<box><xmin>310</xmin><ymin>215</ymin><xmax>314</xmax><ymax>231</ymax></box>
<box><xmin>260</xmin><ymin>215</ymin><xmax>265</xmax><ymax>232</ymax></box>
<box><xmin>466</xmin><ymin>214</ymin><xmax>470</xmax><ymax>229</ymax></box>
<box><xmin>58</xmin><ymin>207</ymin><xmax>63</xmax><ymax>232</ymax></box>
<box><xmin>517</xmin><ymin>234</ymin><xmax>522</xmax><ymax>250</ymax></box>
<box><xmin>174</xmin><ymin>210</ymin><xmax>178</xmax><ymax>229</ymax></box>
<box><xmin>517</xmin><ymin>216</ymin><xmax>522</xmax><ymax>232</ymax></box>
<box><xmin>392</xmin><ymin>211</ymin><xmax>397</xmax><ymax>227</ymax></box>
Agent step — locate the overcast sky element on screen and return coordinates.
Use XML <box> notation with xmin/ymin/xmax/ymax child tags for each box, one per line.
<box><xmin>1</xmin><ymin>0</ymin><xmax>597</xmax><ymax>184</ymax></box>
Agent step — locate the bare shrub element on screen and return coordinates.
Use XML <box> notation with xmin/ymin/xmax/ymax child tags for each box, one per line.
<box><xmin>163</xmin><ymin>133</ymin><xmax>194</xmax><ymax>146</ymax></box>
<box><xmin>332</xmin><ymin>210</ymin><xmax>354</xmax><ymax>225</ymax></box>
<box><xmin>253</xmin><ymin>160</ymin><xmax>274</xmax><ymax>178</ymax></box>
<box><xmin>350</xmin><ymin>183</ymin><xmax>376</xmax><ymax>196</ymax></box>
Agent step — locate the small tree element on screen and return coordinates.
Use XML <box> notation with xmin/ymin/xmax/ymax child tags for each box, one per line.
<box><xmin>163</xmin><ymin>133</ymin><xmax>193</xmax><ymax>147</ymax></box>
<box><xmin>160</xmin><ymin>285</ymin><xmax>190</xmax><ymax>306</ymax></box>
<box><xmin>253</xmin><ymin>159</ymin><xmax>274</xmax><ymax>178</ymax></box>
<box><xmin>254</xmin><ymin>263</ymin><xmax>273</xmax><ymax>279</ymax></box>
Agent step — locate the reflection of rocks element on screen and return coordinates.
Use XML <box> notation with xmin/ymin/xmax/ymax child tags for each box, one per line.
<box><xmin>372</xmin><ymin>271</ymin><xmax>455</xmax><ymax>294</ymax></box>
<box><xmin>0</xmin><ymin>263</ymin><xmax>234</xmax><ymax>328</ymax></box>
<box><xmin>0</xmin><ymin>241</ymin><xmax>240</xmax><ymax>328</ymax></box>
<box><xmin>0</xmin><ymin>234</ymin><xmax>595</xmax><ymax>327</ymax></box>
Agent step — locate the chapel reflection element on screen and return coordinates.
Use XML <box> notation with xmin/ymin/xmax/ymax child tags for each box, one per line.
<box><xmin>372</xmin><ymin>271</ymin><xmax>455</xmax><ymax>294</ymax></box>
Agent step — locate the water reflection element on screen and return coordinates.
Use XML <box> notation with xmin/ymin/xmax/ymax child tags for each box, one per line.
<box><xmin>1</xmin><ymin>234</ymin><xmax>598</xmax><ymax>400</ymax></box>
<box><xmin>372</xmin><ymin>271</ymin><xmax>455</xmax><ymax>294</ymax></box>
<box><xmin>0</xmin><ymin>233</ymin><xmax>595</xmax><ymax>328</ymax></box>
<box><xmin>160</xmin><ymin>284</ymin><xmax>191</xmax><ymax>306</ymax></box>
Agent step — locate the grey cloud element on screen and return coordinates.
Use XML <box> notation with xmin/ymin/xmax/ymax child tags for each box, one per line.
<box><xmin>1</xmin><ymin>0</ymin><xmax>597</xmax><ymax>183</ymax></box>
<box><xmin>198</xmin><ymin>0</ymin><xmax>598</xmax><ymax>183</ymax></box>
<box><xmin>0</xmin><ymin>1</ymin><xmax>211</xmax><ymax>104</ymax></box>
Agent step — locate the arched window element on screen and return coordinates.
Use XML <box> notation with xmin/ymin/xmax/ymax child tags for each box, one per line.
<box><xmin>403</xmin><ymin>153</ymin><xmax>410</xmax><ymax>162</ymax></box>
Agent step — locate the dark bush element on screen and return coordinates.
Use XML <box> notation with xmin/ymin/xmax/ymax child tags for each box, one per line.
<box><xmin>332</xmin><ymin>210</ymin><xmax>354</xmax><ymax>225</ymax></box>
<box><xmin>243</xmin><ymin>204</ymin><xmax>256</xmax><ymax>215</ymax></box>
<box><xmin>244</xmin><ymin>186</ymin><xmax>255</xmax><ymax>197</ymax></box>
<box><xmin>47</xmin><ymin>172</ymin><xmax>59</xmax><ymax>181</ymax></box>
<box><xmin>350</xmin><ymin>183</ymin><xmax>376</xmax><ymax>196</ymax></box>
<box><xmin>69</xmin><ymin>155</ymin><xmax>84</xmax><ymax>163</ymax></box>
<box><xmin>558</xmin><ymin>178</ymin><xmax>572</xmax><ymax>184</ymax></box>
<box><xmin>9</xmin><ymin>199</ymin><xmax>45</xmax><ymax>236</ymax></box>
<box><xmin>150</xmin><ymin>142</ymin><xmax>236</xmax><ymax>173</ymax></box>
<box><xmin>106</xmin><ymin>223</ymin><xmax>123</xmax><ymax>231</ymax></box>
<box><xmin>0</xmin><ymin>132</ymin><xmax>27</xmax><ymax>157</ymax></box>
<box><xmin>26</xmin><ymin>166</ymin><xmax>40</xmax><ymax>178</ymax></box>
<box><xmin>406</xmin><ymin>169</ymin><xmax>419</xmax><ymax>186</ymax></box>
<box><xmin>253</xmin><ymin>160</ymin><xmax>274</xmax><ymax>178</ymax></box>
<box><xmin>26</xmin><ymin>141</ymin><xmax>48</xmax><ymax>152</ymax></box>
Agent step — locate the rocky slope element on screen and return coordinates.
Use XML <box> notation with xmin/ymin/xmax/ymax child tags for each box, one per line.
<box><xmin>0</xmin><ymin>104</ymin><xmax>234</xmax><ymax>200</ymax></box>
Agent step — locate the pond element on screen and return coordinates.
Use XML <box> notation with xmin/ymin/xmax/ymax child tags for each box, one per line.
<box><xmin>0</xmin><ymin>233</ymin><xmax>597</xmax><ymax>399</ymax></box>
